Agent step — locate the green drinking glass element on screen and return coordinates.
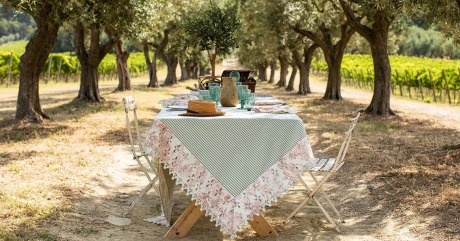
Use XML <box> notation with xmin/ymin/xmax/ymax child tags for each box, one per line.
<box><xmin>229</xmin><ymin>70</ymin><xmax>240</xmax><ymax>82</ymax></box>
<box><xmin>209</xmin><ymin>86</ymin><xmax>221</xmax><ymax>106</ymax></box>
<box><xmin>246</xmin><ymin>92</ymin><xmax>255</xmax><ymax>111</ymax></box>
<box><xmin>237</xmin><ymin>85</ymin><xmax>249</xmax><ymax>109</ymax></box>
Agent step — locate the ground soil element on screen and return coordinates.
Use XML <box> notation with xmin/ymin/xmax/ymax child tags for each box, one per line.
<box><xmin>1</xmin><ymin>60</ymin><xmax>459</xmax><ymax>241</ymax></box>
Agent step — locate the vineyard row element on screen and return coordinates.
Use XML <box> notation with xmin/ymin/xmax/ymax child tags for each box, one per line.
<box><xmin>312</xmin><ymin>54</ymin><xmax>460</xmax><ymax>105</ymax></box>
<box><xmin>2</xmin><ymin>51</ymin><xmax>460</xmax><ymax>105</ymax></box>
<box><xmin>0</xmin><ymin>51</ymin><xmax>152</xmax><ymax>85</ymax></box>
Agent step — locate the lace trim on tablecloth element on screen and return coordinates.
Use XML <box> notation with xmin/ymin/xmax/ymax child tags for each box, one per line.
<box><xmin>254</xmin><ymin>105</ymin><xmax>299</xmax><ymax>114</ymax></box>
<box><xmin>145</xmin><ymin>120</ymin><xmax>315</xmax><ymax>238</ymax></box>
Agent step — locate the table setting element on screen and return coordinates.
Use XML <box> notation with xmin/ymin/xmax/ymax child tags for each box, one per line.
<box><xmin>145</xmin><ymin>78</ymin><xmax>315</xmax><ymax>238</ymax></box>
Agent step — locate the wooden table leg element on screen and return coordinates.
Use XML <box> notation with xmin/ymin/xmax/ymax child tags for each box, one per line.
<box><xmin>164</xmin><ymin>201</ymin><xmax>277</xmax><ymax>238</ymax></box>
<box><xmin>248</xmin><ymin>214</ymin><xmax>278</xmax><ymax>237</ymax></box>
<box><xmin>157</xmin><ymin>158</ymin><xmax>175</xmax><ymax>224</ymax></box>
<box><xmin>164</xmin><ymin>200</ymin><xmax>204</xmax><ymax>238</ymax></box>
<box><xmin>158</xmin><ymin>157</ymin><xmax>276</xmax><ymax>238</ymax></box>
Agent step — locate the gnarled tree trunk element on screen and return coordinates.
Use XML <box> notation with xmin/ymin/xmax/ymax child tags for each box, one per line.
<box><xmin>199</xmin><ymin>66</ymin><xmax>207</xmax><ymax>76</ymax></box>
<box><xmin>269</xmin><ymin>61</ymin><xmax>276</xmax><ymax>84</ymax></box>
<box><xmin>114</xmin><ymin>40</ymin><xmax>131</xmax><ymax>91</ymax></box>
<box><xmin>286</xmin><ymin>61</ymin><xmax>297</xmax><ymax>91</ymax></box>
<box><xmin>276</xmin><ymin>54</ymin><xmax>289</xmax><ymax>87</ymax></box>
<box><xmin>207</xmin><ymin>51</ymin><xmax>218</xmax><ymax>81</ymax></box>
<box><xmin>323</xmin><ymin>54</ymin><xmax>344</xmax><ymax>100</ymax></box>
<box><xmin>143</xmin><ymin>42</ymin><xmax>159</xmax><ymax>88</ymax></box>
<box><xmin>293</xmin><ymin>23</ymin><xmax>354</xmax><ymax>100</ymax></box>
<box><xmin>192</xmin><ymin>63</ymin><xmax>199</xmax><ymax>79</ymax></box>
<box><xmin>257</xmin><ymin>64</ymin><xmax>267</xmax><ymax>81</ymax></box>
<box><xmin>179</xmin><ymin>58</ymin><xmax>188</xmax><ymax>81</ymax></box>
<box><xmin>145</xmin><ymin>28</ymin><xmax>172</xmax><ymax>87</ymax></box>
<box><xmin>340</xmin><ymin>0</ymin><xmax>394</xmax><ymax>116</ymax></box>
<box><xmin>293</xmin><ymin>49</ymin><xmax>309</xmax><ymax>95</ymax></box>
<box><xmin>293</xmin><ymin>44</ymin><xmax>318</xmax><ymax>95</ymax></box>
<box><xmin>74</xmin><ymin>22</ymin><xmax>113</xmax><ymax>102</ymax></box>
<box><xmin>185</xmin><ymin>60</ymin><xmax>195</xmax><ymax>79</ymax></box>
<box><xmin>162</xmin><ymin>55</ymin><xmax>178</xmax><ymax>86</ymax></box>
<box><xmin>367</xmin><ymin>13</ymin><xmax>394</xmax><ymax>115</ymax></box>
<box><xmin>16</xmin><ymin>4</ymin><xmax>59</xmax><ymax>122</ymax></box>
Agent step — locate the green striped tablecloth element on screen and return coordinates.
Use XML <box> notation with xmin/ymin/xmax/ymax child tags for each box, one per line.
<box><xmin>146</xmin><ymin>103</ymin><xmax>315</xmax><ymax>237</ymax></box>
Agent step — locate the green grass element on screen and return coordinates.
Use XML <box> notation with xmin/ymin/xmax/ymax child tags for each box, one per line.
<box><xmin>0</xmin><ymin>186</ymin><xmax>64</xmax><ymax>240</ymax></box>
<box><xmin>0</xmin><ymin>40</ymin><xmax>28</xmax><ymax>55</ymax></box>
<box><xmin>0</xmin><ymin>230</ymin><xmax>62</xmax><ymax>241</ymax></box>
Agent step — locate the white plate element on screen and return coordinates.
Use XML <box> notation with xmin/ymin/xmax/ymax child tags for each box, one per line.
<box><xmin>254</xmin><ymin>100</ymin><xmax>284</xmax><ymax>105</ymax></box>
<box><xmin>167</xmin><ymin>105</ymin><xmax>188</xmax><ymax>110</ymax></box>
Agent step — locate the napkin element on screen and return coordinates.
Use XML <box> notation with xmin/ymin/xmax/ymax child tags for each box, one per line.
<box><xmin>143</xmin><ymin>213</ymin><xmax>170</xmax><ymax>227</ymax></box>
<box><xmin>159</xmin><ymin>95</ymin><xmax>199</xmax><ymax>107</ymax></box>
<box><xmin>254</xmin><ymin>105</ymin><xmax>299</xmax><ymax>114</ymax></box>
<box><xmin>254</xmin><ymin>99</ymin><xmax>284</xmax><ymax>106</ymax></box>
<box><xmin>105</xmin><ymin>215</ymin><xmax>132</xmax><ymax>226</ymax></box>
<box><xmin>174</xmin><ymin>94</ymin><xmax>199</xmax><ymax>100</ymax></box>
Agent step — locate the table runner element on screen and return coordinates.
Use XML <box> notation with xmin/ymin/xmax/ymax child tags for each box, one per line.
<box><xmin>145</xmin><ymin>107</ymin><xmax>315</xmax><ymax>237</ymax></box>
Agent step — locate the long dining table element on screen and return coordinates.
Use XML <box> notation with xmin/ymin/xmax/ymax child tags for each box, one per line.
<box><xmin>144</xmin><ymin>95</ymin><xmax>316</xmax><ymax>238</ymax></box>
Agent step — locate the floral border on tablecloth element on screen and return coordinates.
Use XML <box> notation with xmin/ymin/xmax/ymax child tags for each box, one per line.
<box><xmin>145</xmin><ymin>119</ymin><xmax>315</xmax><ymax>238</ymax></box>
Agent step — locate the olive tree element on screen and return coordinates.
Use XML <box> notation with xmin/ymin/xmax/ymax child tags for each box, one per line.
<box><xmin>1</xmin><ymin>0</ymin><xmax>74</xmax><ymax>122</ymax></box>
<box><xmin>106</xmin><ymin>0</ymin><xmax>160</xmax><ymax>91</ymax></box>
<box><xmin>68</xmin><ymin>0</ymin><xmax>162</xmax><ymax>100</ymax></box>
<box><xmin>287</xmin><ymin>0</ymin><xmax>355</xmax><ymax>100</ymax></box>
<box><xmin>289</xmin><ymin>38</ymin><xmax>319</xmax><ymax>94</ymax></box>
<box><xmin>255</xmin><ymin>0</ymin><xmax>292</xmax><ymax>87</ymax></box>
<box><xmin>339</xmin><ymin>0</ymin><xmax>404</xmax><ymax>116</ymax></box>
<box><xmin>184</xmin><ymin>2</ymin><xmax>240</xmax><ymax>80</ymax></box>
<box><xmin>237</xmin><ymin>0</ymin><xmax>284</xmax><ymax>83</ymax></box>
<box><xmin>139</xmin><ymin>0</ymin><xmax>200</xmax><ymax>87</ymax></box>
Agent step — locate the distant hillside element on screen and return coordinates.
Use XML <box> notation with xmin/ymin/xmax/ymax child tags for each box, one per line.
<box><xmin>0</xmin><ymin>7</ymin><xmax>75</xmax><ymax>53</ymax></box>
<box><xmin>0</xmin><ymin>40</ymin><xmax>27</xmax><ymax>54</ymax></box>
<box><xmin>0</xmin><ymin>7</ymin><xmax>36</xmax><ymax>45</ymax></box>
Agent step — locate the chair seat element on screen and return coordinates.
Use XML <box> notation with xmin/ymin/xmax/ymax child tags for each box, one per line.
<box><xmin>311</xmin><ymin>157</ymin><xmax>344</xmax><ymax>172</ymax></box>
<box><xmin>143</xmin><ymin>147</ymin><xmax>153</xmax><ymax>155</ymax></box>
<box><xmin>132</xmin><ymin>147</ymin><xmax>153</xmax><ymax>158</ymax></box>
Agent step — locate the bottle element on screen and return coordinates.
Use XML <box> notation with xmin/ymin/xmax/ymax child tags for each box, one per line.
<box><xmin>220</xmin><ymin>77</ymin><xmax>238</xmax><ymax>107</ymax></box>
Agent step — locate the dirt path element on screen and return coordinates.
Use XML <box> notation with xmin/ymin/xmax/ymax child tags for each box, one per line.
<box><xmin>84</xmin><ymin>76</ymin><xmax>458</xmax><ymax>241</ymax></box>
<box><xmin>2</xmin><ymin>62</ymin><xmax>458</xmax><ymax>240</ymax></box>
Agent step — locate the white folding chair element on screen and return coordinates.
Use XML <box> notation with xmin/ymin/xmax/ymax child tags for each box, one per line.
<box><xmin>122</xmin><ymin>95</ymin><xmax>160</xmax><ymax>214</ymax></box>
<box><xmin>284</xmin><ymin>109</ymin><xmax>363</xmax><ymax>231</ymax></box>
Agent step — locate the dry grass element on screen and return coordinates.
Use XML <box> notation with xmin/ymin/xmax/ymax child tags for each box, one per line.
<box><xmin>262</xmin><ymin>83</ymin><xmax>460</xmax><ymax>240</ymax></box>
<box><xmin>0</xmin><ymin>75</ymin><xmax>186</xmax><ymax>240</ymax></box>
<box><xmin>0</xmin><ymin>71</ymin><xmax>459</xmax><ymax>240</ymax></box>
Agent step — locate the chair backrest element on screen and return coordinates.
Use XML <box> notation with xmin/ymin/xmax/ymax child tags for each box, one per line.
<box><xmin>122</xmin><ymin>95</ymin><xmax>145</xmax><ymax>156</ymax></box>
<box><xmin>333</xmin><ymin>109</ymin><xmax>362</xmax><ymax>170</ymax></box>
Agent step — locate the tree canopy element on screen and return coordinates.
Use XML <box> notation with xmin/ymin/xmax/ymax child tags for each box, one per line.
<box><xmin>2</xmin><ymin>0</ymin><xmax>460</xmax><ymax>120</ymax></box>
<box><xmin>407</xmin><ymin>0</ymin><xmax>460</xmax><ymax>44</ymax></box>
<box><xmin>184</xmin><ymin>1</ymin><xmax>240</xmax><ymax>79</ymax></box>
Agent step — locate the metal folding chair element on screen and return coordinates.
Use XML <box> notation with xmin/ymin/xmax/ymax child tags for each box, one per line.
<box><xmin>284</xmin><ymin>109</ymin><xmax>362</xmax><ymax>231</ymax></box>
<box><xmin>122</xmin><ymin>95</ymin><xmax>159</xmax><ymax>214</ymax></box>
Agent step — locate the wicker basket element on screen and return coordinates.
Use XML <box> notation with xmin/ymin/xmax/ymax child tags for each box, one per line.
<box><xmin>242</xmin><ymin>81</ymin><xmax>256</xmax><ymax>93</ymax></box>
<box><xmin>221</xmin><ymin>70</ymin><xmax>255</xmax><ymax>93</ymax></box>
<box><xmin>221</xmin><ymin>70</ymin><xmax>252</xmax><ymax>82</ymax></box>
